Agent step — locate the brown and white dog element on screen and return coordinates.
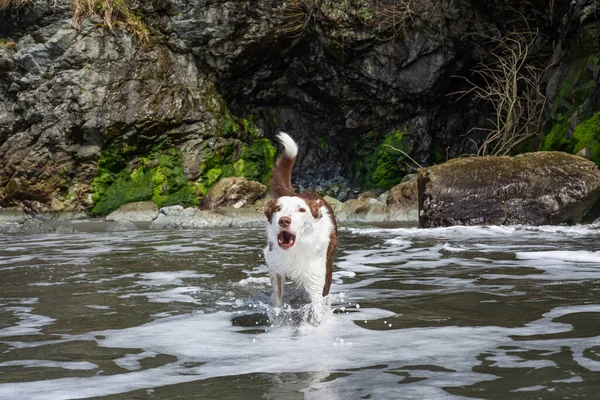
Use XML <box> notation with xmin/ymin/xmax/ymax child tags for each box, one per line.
<box><xmin>264</xmin><ymin>132</ymin><xmax>338</xmax><ymax>307</ymax></box>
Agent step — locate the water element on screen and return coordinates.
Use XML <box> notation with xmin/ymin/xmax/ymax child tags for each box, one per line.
<box><xmin>1</xmin><ymin>223</ymin><xmax>600</xmax><ymax>399</ymax></box>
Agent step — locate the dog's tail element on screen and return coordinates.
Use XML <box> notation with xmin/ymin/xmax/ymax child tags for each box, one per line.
<box><xmin>271</xmin><ymin>132</ymin><xmax>298</xmax><ymax>197</ymax></box>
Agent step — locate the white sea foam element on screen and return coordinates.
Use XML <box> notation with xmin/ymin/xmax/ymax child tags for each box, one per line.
<box><xmin>0</xmin><ymin>307</ymin><xmax>55</xmax><ymax>338</ymax></box>
<box><xmin>0</xmin><ymin>302</ymin><xmax>598</xmax><ymax>399</ymax></box>
<box><xmin>0</xmin><ymin>360</ymin><xmax>98</xmax><ymax>371</ymax></box>
<box><xmin>516</xmin><ymin>250</ymin><xmax>600</xmax><ymax>263</ymax></box>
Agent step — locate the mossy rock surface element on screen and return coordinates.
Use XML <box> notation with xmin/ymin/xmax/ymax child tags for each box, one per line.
<box><xmin>355</xmin><ymin>129</ymin><xmax>410</xmax><ymax>190</ymax></box>
<box><xmin>197</xmin><ymin>138</ymin><xmax>276</xmax><ymax>196</ymax></box>
<box><xmin>91</xmin><ymin>147</ymin><xmax>198</xmax><ymax>216</ymax></box>
<box><xmin>542</xmin><ymin>112</ymin><xmax>600</xmax><ymax>167</ymax></box>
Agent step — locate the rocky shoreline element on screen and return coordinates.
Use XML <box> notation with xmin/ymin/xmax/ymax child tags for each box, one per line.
<box><xmin>4</xmin><ymin>149</ymin><xmax>600</xmax><ymax>234</ymax></box>
<box><xmin>0</xmin><ymin>188</ymin><xmax>419</xmax><ymax>234</ymax></box>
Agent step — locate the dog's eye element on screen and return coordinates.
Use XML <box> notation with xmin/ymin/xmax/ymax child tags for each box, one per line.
<box><xmin>299</xmin><ymin>208</ymin><xmax>306</xmax><ymax>213</ymax></box>
<box><xmin>274</xmin><ymin>206</ymin><xmax>281</xmax><ymax>213</ymax></box>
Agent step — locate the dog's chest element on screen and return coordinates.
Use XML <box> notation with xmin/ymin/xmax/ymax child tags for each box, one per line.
<box><xmin>265</xmin><ymin>242</ymin><xmax>328</xmax><ymax>283</ymax></box>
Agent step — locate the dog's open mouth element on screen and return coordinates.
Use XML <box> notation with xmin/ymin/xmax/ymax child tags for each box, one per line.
<box><xmin>277</xmin><ymin>231</ymin><xmax>296</xmax><ymax>249</ymax></box>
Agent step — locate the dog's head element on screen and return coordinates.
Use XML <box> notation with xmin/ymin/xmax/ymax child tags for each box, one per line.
<box><xmin>265</xmin><ymin>195</ymin><xmax>323</xmax><ymax>250</ymax></box>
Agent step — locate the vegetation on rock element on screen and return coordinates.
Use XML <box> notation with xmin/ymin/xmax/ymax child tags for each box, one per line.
<box><xmin>91</xmin><ymin>146</ymin><xmax>197</xmax><ymax>216</ymax></box>
<box><xmin>355</xmin><ymin>130</ymin><xmax>410</xmax><ymax>191</ymax></box>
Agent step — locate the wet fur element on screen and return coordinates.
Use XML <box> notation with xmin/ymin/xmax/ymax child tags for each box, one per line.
<box><xmin>264</xmin><ymin>133</ymin><xmax>338</xmax><ymax>307</ymax></box>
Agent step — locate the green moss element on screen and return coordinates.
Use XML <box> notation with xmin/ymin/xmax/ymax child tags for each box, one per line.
<box><xmin>541</xmin><ymin>115</ymin><xmax>571</xmax><ymax>152</ymax></box>
<box><xmin>220</xmin><ymin>110</ymin><xmax>240</xmax><ymax>136</ymax></box>
<box><xmin>357</xmin><ymin>129</ymin><xmax>409</xmax><ymax>190</ymax></box>
<box><xmin>317</xmin><ymin>136</ymin><xmax>328</xmax><ymax>150</ymax></box>
<box><xmin>554</xmin><ymin>55</ymin><xmax>597</xmax><ymax>114</ymax></box>
<box><xmin>91</xmin><ymin>146</ymin><xmax>198</xmax><ymax>216</ymax></box>
<box><xmin>198</xmin><ymin>112</ymin><xmax>277</xmax><ymax>194</ymax></box>
<box><xmin>572</xmin><ymin>113</ymin><xmax>600</xmax><ymax>166</ymax></box>
<box><xmin>541</xmin><ymin>113</ymin><xmax>600</xmax><ymax>167</ymax></box>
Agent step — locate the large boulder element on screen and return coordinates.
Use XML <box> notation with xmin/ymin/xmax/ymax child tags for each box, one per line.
<box><xmin>202</xmin><ymin>177</ymin><xmax>267</xmax><ymax>210</ymax></box>
<box><xmin>417</xmin><ymin>152</ymin><xmax>600</xmax><ymax>227</ymax></box>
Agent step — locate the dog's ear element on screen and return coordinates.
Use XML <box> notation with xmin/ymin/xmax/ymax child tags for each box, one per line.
<box><xmin>308</xmin><ymin>199</ymin><xmax>322</xmax><ymax>219</ymax></box>
<box><xmin>264</xmin><ymin>199</ymin><xmax>277</xmax><ymax>223</ymax></box>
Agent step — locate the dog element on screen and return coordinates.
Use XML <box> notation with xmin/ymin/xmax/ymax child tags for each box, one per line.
<box><xmin>264</xmin><ymin>132</ymin><xmax>338</xmax><ymax>308</ymax></box>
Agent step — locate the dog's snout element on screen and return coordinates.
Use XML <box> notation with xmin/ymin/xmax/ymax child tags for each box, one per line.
<box><xmin>279</xmin><ymin>216</ymin><xmax>291</xmax><ymax>228</ymax></box>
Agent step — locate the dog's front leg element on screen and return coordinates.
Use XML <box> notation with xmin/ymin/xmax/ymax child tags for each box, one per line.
<box><xmin>269</xmin><ymin>271</ymin><xmax>285</xmax><ymax>307</ymax></box>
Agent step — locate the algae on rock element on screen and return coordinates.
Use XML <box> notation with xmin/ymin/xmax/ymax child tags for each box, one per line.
<box><xmin>91</xmin><ymin>146</ymin><xmax>198</xmax><ymax>216</ymax></box>
<box><xmin>355</xmin><ymin>129</ymin><xmax>412</xmax><ymax>190</ymax></box>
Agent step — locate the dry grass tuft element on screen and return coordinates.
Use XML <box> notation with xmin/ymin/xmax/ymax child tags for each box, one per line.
<box><xmin>278</xmin><ymin>0</ymin><xmax>448</xmax><ymax>41</ymax></box>
<box><xmin>72</xmin><ymin>0</ymin><xmax>149</xmax><ymax>44</ymax></box>
<box><xmin>0</xmin><ymin>0</ymin><xmax>30</xmax><ymax>9</ymax></box>
<box><xmin>0</xmin><ymin>38</ymin><xmax>17</xmax><ymax>49</ymax></box>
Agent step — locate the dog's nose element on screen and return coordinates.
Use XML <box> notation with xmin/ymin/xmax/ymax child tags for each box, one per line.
<box><xmin>279</xmin><ymin>216</ymin><xmax>291</xmax><ymax>228</ymax></box>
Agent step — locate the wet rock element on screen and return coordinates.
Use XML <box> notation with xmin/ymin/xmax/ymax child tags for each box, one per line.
<box><xmin>358</xmin><ymin>190</ymin><xmax>378</xmax><ymax>200</ymax></box>
<box><xmin>54</xmin><ymin>225</ymin><xmax>78</xmax><ymax>234</ymax></box>
<box><xmin>149</xmin><ymin>207</ymin><xmax>260</xmax><ymax>229</ymax></box>
<box><xmin>202</xmin><ymin>177</ymin><xmax>267</xmax><ymax>210</ymax></box>
<box><xmin>106</xmin><ymin>221</ymin><xmax>138</xmax><ymax>232</ymax></box>
<box><xmin>0</xmin><ymin>206</ymin><xmax>27</xmax><ymax>224</ymax></box>
<box><xmin>159</xmin><ymin>205</ymin><xmax>185</xmax><ymax>216</ymax></box>
<box><xmin>344</xmin><ymin>199</ymin><xmax>370</xmax><ymax>214</ymax></box>
<box><xmin>354</xmin><ymin>199</ymin><xmax>390</xmax><ymax>222</ymax></box>
<box><xmin>0</xmin><ymin>219</ymin><xmax>54</xmax><ymax>234</ymax></box>
<box><xmin>323</xmin><ymin>195</ymin><xmax>347</xmax><ymax>214</ymax></box>
<box><xmin>418</xmin><ymin>152</ymin><xmax>600</xmax><ymax>227</ymax></box>
<box><xmin>387</xmin><ymin>178</ymin><xmax>418</xmax><ymax>210</ymax></box>
<box><xmin>215</xmin><ymin>205</ymin><xmax>266</xmax><ymax>226</ymax></box>
<box><xmin>106</xmin><ymin>201</ymin><xmax>159</xmax><ymax>222</ymax></box>
<box><xmin>376</xmin><ymin>192</ymin><xmax>389</xmax><ymax>204</ymax></box>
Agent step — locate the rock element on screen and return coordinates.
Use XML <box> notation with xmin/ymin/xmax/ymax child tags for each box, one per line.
<box><xmin>150</xmin><ymin>208</ymin><xmax>232</xmax><ymax>230</ymax></box>
<box><xmin>355</xmin><ymin>199</ymin><xmax>390</xmax><ymax>222</ymax></box>
<box><xmin>358</xmin><ymin>190</ymin><xmax>378</xmax><ymax>200</ymax></box>
<box><xmin>106</xmin><ymin>202</ymin><xmax>159</xmax><ymax>222</ymax></box>
<box><xmin>375</xmin><ymin>180</ymin><xmax>420</xmax><ymax>222</ymax></box>
<box><xmin>320</xmin><ymin>195</ymin><xmax>349</xmax><ymax>223</ymax></box>
<box><xmin>0</xmin><ymin>206</ymin><xmax>27</xmax><ymax>224</ymax></box>
<box><xmin>159</xmin><ymin>205</ymin><xmax>185</xmax><ymax>216</ymax></box>
<box><xmin>0</xmin><ymin>219</ymin><xmax>55</xmax><ymax>234</ymax></box>
<box><xmin>387</xmin><ymin>178</ymin><xmax>418</xmax><ymax>209</ymax></box>
<box><xmin>54</xmin><ymin>225</ymin><xmax>78</xmax><ymax>234</ymax></box>
<box><xmin>344</xmin><ymin>198</ymin><xmax>370</xmax><ymax>213</ymax></box>
<box><xmin>105</xmin><ymin>221</ymin><xmax>138</xmax><ymax>232</ymax></box>
<box><xmin>323</xmin><ymin>195</ymin><xmax>346</xmax><ymax>214</ymax></box>
<box><xmin>202</xmin><ymin>177</ymin><xmax>267</xmax><ymax>210</ymax></box>
<box><xmin>215</xmin><ymin>205</ymin><xmax>266</xmax><ymax>226</ymax></box>
<box><xmin>418</xmin><ymin>152</ymin><xmax>600</xmax><ymax>227</ymax></box>
<box><xmin>376</xmin><ymin>191</ymin><xmax>389</xmax><ymax>204</ymax></box>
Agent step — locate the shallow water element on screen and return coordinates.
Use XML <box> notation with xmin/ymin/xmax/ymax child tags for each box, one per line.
<box><xmin>1</xmin><ymin>223</ymin><xmax>600</xmax><ymax>399</ymax></box>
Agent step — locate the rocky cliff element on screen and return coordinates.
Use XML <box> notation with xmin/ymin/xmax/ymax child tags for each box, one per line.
<box><xmin>1</xmin><ymin>0</ymin><xmax>598</xmax><ymax>215</ymax></box>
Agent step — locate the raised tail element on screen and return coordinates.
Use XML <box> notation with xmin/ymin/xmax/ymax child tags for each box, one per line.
<box><xmin>271</xmin><ymin>132</ymin><xmax>298</xmax><ymax>197</ymax></box>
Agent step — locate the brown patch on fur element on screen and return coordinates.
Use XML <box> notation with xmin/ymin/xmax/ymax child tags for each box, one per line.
<box><xmin>271</xmin><ymin>153</ymin><xmax>296</xmax><ymax>197</ymax></box>
<box><xmin>319</xmin><ymin>196</ymin><xmax>337</xmax><ymax>297</ymax></box>
<box><xmin>264</xmin><ymin>199</ymin><xmax>277</xmax><ymax>223</ymax></box>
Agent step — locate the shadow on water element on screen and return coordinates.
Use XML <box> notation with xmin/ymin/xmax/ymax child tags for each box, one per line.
<box><xmin>0</xmin><ymin>223</ymin><xmax>600</xmax><ymax>399</ymax></box>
